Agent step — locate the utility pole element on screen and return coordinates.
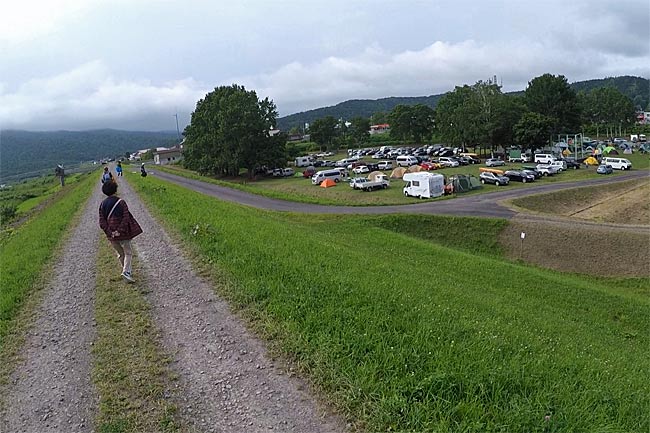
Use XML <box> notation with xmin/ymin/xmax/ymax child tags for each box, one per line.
<box><xmin>174</xmin><ymin>113</ymin><xmax>181</xmax><ymax>143</ymax></box>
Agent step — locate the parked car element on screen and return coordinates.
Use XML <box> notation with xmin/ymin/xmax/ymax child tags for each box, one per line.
<box><xmin>479</xmin><ymin>171</ymin><xmax>510</xmax><ymax>186</ymax></box>
<box><xmin>596</xmin><ymin>164</ymin><xmax>614</xmax><ymax>175</ymax></box>
<box><xmin>273</xmin><ymin>168</ymin><xmax>295</xmax><ymax>177</ymax></box>
<box><xmin>520</xmin><ymin>168</ymin><xmax>542</xmax><ymax>179</ymax></box>
<box><xmin>438</xmin><ymin>157</ymin><xmax>460</xmax><ymax>167</ymax></box>
<box><xmin>485</xmin><ymin>158</ymin><xmax>506</xmax><ymax>167</ymax></box>
<box><xmin>420</xmin><ymin>161</ymin><xmax>441</xmax><ymax>170</ymax></box>
<box><xmin>352</xmin><ymin>165</ymin><xmax>370</xmax><ymax>174</ymax></box>
<box><xmin>349</xmin><ymin>177</ymin><xmax>369</xmax><ymax>189</ymax></box>
<box><xmin>535</xmin><ymin>164</ymin><xmax>560</xmax><ymax>176</ymax></box>
<box><xmin>504</xmin><ymin>170</ymin><xmax>535</xmax><ymax>183</ymax></box>
<box><xmin>378</xmin><ymin>160</ymin><xmax>393</xmax><ymax>170</ymax></box>
<box><xmin>562</xmin><ymin>158</ymin><xmax>581</xmax><ymax>170</ymax></box>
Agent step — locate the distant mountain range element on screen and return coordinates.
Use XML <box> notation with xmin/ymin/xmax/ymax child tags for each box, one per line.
<box><xmin>2</xmin><ymin>76</ymin><xmax>647</xmax><ymax>182</ymax></box>
<box><xmin>0</xmin><ymin>129</ymin><xmax>178</xmax><ymax>182</ymax></box>
<box><xmin>277</xmin><ymin>76</ymin><xmax>649</xmax><ymax>131</ymax></box>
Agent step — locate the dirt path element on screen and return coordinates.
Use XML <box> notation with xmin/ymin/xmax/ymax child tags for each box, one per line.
<box><xmin>0</xmin><ymin>191</ymin><xmax>101</xmax><ymax>432</ymax></box>
<box><xmin>1</xmin><ymin>179</ymin><xmax>345</xmax><ymax>432</ymax></box>
<box><xmin>116</xmin><ymin>178</ymin><xmax>346</xmax><ymax>432</ymax></box>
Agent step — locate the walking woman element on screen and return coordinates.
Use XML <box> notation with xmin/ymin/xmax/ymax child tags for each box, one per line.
<box><xmin>98</xmin><ymin>180</ymin><xmax>143</xmax><ymax>283</ymax></box>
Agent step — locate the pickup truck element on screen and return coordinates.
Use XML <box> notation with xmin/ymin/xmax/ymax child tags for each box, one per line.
<box><xmin>351</xmin><ymin>174</ymin><xmax>390</xmax><ymax>191</ymax></box>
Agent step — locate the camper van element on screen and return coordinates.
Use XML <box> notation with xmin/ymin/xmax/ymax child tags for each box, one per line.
<box><xmin>601</xmin><ymin>157</ymin><xmax>632</xmax><ymax>170</ymax></box>
<box><xmin>295</xmin><ymin>156</ymin><xmax>313</xmax><ymax>167</ymax></box>
<box><xmin>402</xmin><ymin>172</ymin><xmax>445</xmax><ymax>199</ymax></box>
<box><xmin>311</xmin><ymin>169</ymin><xmax>343</xmax><ymax>185</ymax></box>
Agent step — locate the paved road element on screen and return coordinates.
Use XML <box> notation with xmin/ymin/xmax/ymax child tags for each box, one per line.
<box><xmin>152</xmin><ymin>169</ymin><xmax>649</xmax><ymax>219</ymax></box>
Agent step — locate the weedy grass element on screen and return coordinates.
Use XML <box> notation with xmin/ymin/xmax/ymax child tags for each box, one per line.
<box><xmin>130</xmin><ymin>173</ymin><xmax>650</xmax><ymax>433</ymax></box>
<box><xmin>92</xmin><ymin>241</ymin><xmax>179</xmax><ymax>433</ymax></box>
<box><xmin>0</xmin><ymin>172</ymin><xmax>96</xmax><ymax>359</ymax></box>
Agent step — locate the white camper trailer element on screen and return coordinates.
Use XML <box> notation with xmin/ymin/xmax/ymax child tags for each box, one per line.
<box><xmin>295</xmin><ymin>156</ymin><xmax>313</xmax><ymax>167</ymax></box>
<box><xmin>402</xmin><ymin>172</ymin><xmax>445</xmax><ymax>199</ymax></box>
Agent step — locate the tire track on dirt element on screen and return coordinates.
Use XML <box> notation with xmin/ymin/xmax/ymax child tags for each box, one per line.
<box><xmin>119</xmin><ymin>178</ymin><xmax>346</xmax><ymax>433</ymax></box>
<box><xmin>0</xmin><ymin>191</ymin><xmax>101</xmax><ymax>433</ymax></box>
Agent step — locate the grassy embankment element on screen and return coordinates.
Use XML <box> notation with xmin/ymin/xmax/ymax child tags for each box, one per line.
<box><xmin>92</xmin><ymin>242</ymin><xmax>179</xmax><ymax>433</ymax></box>
<box><xmin>0</xmin><ymin>172</ymin><xmax>97</xmax><ymax>383</ymax></box>
<box><xmin>130</xmin><ymin>172</ymin><xmax>649</xmax><ymax>433</ymax></box>
<box><xmin>156</xmin><ymin>152</ymin><xmax>649</xmax><ymax>206</ymax></box>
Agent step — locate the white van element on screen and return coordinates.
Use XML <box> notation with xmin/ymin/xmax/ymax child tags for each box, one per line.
<box><xmin>311</xmin><ymin>169</ymin><xmax>343</xmax><ymax>185</ymax></box>
<box><xmin>295</xmin><ymin>156</ymin><xmax>313</xmax><ymax>167</ymax></box>
<box><xmin>403</xmin><ymin>172</ymin><xmax>445</xmax><ymax>199</ymax></box>
<box><xmin>396</xmin><ymin>155</ymin><xmax>418</xmax><ymax>167</ymax></box>
<box><xmin>534</xmin><ymin>154</ymin><xmax>556</xmax><ymax>164</ymax></box>
<box><xmin>602</xmin><ymin>157</ymin><xmax>632</xmax><ymax>170</ymax></box>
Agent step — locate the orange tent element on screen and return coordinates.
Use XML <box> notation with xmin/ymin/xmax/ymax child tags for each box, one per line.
<box><xmin>320</xmin><ymin>178</ymin><xmax>337</xmax><ymax>188</ymax></box>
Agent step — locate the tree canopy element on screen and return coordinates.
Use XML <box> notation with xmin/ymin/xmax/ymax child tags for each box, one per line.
<box><xmin>183</xmin><ymin>84</ymin><xmax>285</xmax><ymax>178</ymax></box>
<box><xmin>387</xmin><ymin>104</ymin><xmax>434</xmax><ymax>143</ymax></box>
<box><xmin>524</xmin><ymin>74</ymin><xmax>581</xmax><ymax>134</ymax></box>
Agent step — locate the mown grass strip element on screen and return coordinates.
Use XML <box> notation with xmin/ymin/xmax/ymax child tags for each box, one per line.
<box><xmin>130</xmin><ymin>172</ymin><xmax>650</xmax><ymax>433</ymax></box>
<box><xmin>0</xmin><ymin>172</ymin><xmax>97</xmax><ymax>387</ymax></box>
<box><xmin>92</xmin><ymin>241</ymin><xmax>179</xmax><ymax>433</ymax></box>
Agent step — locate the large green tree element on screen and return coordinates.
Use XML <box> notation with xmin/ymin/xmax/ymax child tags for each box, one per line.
<box><xmin>183</xmin><ymin>84</ymin><xmax>283</xmax><ymax>178</ymax></box>
<box><xmin>349</xmin><ymin>116</ymin><xmax>371</xmax><ymax>146</ymax></box>
<box><xmin>387</xmin><ymin>104</ymin><xmax>434</xmax><ymax>143</ymax></box>
<box><xmin>435</xmin><ymin>81</ymin><xmax>506</xmax><ymax>150</ymax></box>
<box><xmin>308</xmin><ymin>116</ymin><xmax>338</xmax><ymax>151</ymax></box>
<box><xmin>513</xmin><ymin>112</ymin><xmax>554</xmax><ymax>152</ymax></box>
<box><xmin>524</xmin><ymin>74</ymin><xmax>581</xmax><ymax>135</ymax></box>
<box><xmin>579</xmin><ymin>87</ymin><xmax>636</xmax><ymax>137</ymax></box>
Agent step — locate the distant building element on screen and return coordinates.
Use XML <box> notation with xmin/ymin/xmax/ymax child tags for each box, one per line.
<box><xmin>636</xmin><ymin>111</ymin><xmax>650</xmax><ymax>124</ymax></box>
<box><xmin>154</xmin><ymin>147</ymin><xmax>183</xmax><ymax>165</ymax></box>
<box><xmin>370</xmin><ymin>123</ymin><xmax>390</xmax><ymax>135</ymax></box>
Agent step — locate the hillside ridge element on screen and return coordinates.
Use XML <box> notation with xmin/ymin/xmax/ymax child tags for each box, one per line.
<box><xmin>277</xmin><ymin>75</ymin><xmax>649</xmax><ymax>130</ymax></box>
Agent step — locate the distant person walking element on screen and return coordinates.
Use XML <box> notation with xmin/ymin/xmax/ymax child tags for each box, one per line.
<box><xmin>140</xmin><ymin>163</ymin><xmax>147</xmax><ymax>177</ymax></box>
<box><xmin>116</xmin><ymin>161</ymin><xmax>123</xmax><ymax>177</ymax></box>
<box><xmin>54</xmin><ymin>164</ymin><xmax>65</xmax><ymax>186</ymax></box>
<box><xmin>101</xmin><ymin>166</ymin><xmax>113</xmax><ymax>184</ymax></box>
<box><xmin>98</xmin><ymin>180</ymin><xmax>143</xmax><ymax>283</ymax></box>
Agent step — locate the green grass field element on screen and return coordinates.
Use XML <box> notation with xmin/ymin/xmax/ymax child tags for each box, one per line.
<box><xmin>129</xmin><ymin>172</ymin><xmax>650</xmax><ymax>433</ymax></box>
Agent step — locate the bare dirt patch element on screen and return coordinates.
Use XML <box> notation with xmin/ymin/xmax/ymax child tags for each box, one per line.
<box><xmin>500</xmin><ymin>179</ymin><xmax>650</xmax><ymax>277</ymax></box>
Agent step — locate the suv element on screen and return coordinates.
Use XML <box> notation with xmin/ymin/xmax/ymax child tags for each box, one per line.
<box><xmin>378</xmin><ymin>160</ymin><xmax>393</xmax><ymax>170</ymax></box>
<box><xmin>479</xmin><ymin>171</ymin><xmax>510</xmax><ymax>186</ymax></box>
<box><xmin>485</xmin><ymin>158</ymin><xmax>505</xmax><ymax>167</ymax></box>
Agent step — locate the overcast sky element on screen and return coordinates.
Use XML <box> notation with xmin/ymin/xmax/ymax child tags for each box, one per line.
<box><xmin>1</xmin><ymin>0</ymin><xmax>648</xmax><ymax>131</ymax></box>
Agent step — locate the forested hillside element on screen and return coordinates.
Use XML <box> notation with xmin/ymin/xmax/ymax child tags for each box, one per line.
<box><xmin>0</xmin><ymin>129</ymin><xmax>178</xmax><ymax>182</ymax></box>
<box><xmin>277</xmin><ymin>95</ymin><xmax>442</xmax><ymax>130</ymax></box>
<box><xmin>277</xmin><ymin>76</ymin><xmax>649</xmax><ymax>131</ymax></box>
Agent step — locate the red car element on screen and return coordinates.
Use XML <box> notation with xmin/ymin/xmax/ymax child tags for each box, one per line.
<box><xmin>420</xmin><ymin>162</ymin><xmax>441</xmax><ymax>170</ymax></box>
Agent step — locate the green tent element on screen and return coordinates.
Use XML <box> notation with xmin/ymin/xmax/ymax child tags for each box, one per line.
<box><xmin>449</xmin><ymin>174</ymin><xmax>482</xmax><ymax>193</ymax></box>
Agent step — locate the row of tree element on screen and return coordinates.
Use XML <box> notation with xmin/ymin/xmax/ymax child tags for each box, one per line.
<box><xmin>181</xmin><ymin>74</ymin><xmax>638</xmax><ymax>178</ymax></box>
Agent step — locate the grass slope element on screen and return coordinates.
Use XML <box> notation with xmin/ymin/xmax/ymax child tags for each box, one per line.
<box><xmin>130</xmin><ymin>173</ymin><xmax>649</xmax><ymax>433</ymax></box>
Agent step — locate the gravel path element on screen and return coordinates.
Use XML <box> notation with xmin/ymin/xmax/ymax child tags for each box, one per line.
<box><xmin>118</xmin><ymin>178</ymin><xmax>346</xmax><ymax>432</ymax></box>
<box><xmin>2</xmin><ymin>178</ymin><xmax>345</xmax><ymax>432</ymax></box>
<box><xmin>0</xmin><ymin>191</ymin><xmax>101</xmax><ymax>433</ymax></box>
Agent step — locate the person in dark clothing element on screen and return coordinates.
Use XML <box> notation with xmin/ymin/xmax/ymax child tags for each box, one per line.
<box><xmin>55</xmin><ymin>164</ymin><xmax>65</xmax><ymax>186</ymax></box>
<box><xmin>101</xmin><ymin>166</ymin><xmax>114</xmax><ymax>184</ymax></box>
<box><xmin>98</xmin><ymin>180</ymin><xmax>142</xmax><ymax>283</ymax></box>
<box><xmin>140</xmin><ymin>163</ymin><xmax>147</xmax><ymax>177</ymax></box>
